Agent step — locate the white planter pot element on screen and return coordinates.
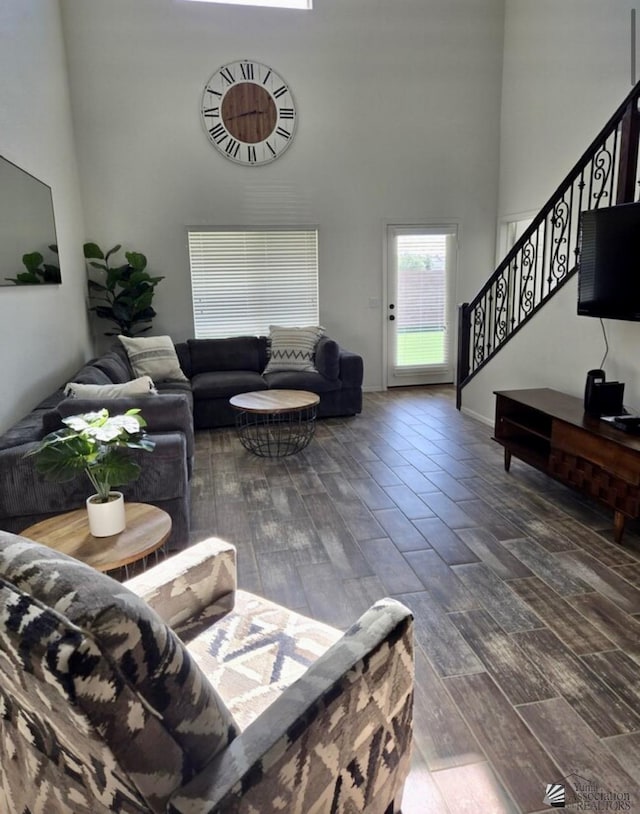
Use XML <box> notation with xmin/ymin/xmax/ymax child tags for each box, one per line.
<box><xmin>86</xmin><ymin>491</ymin><xmax>126</xmax><ymax>537</ymax></box>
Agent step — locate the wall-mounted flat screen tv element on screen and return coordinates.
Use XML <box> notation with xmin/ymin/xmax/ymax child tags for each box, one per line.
<box><xmin>578</xmin><ymin>201</ymin><xmax>640</xmax><ymax>321</ymax></box>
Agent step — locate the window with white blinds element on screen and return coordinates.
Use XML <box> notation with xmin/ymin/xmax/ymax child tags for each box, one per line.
<box><xmin>188</xmin><ymin>228</ymin><xmax>319</xmax><ymax>338</ymax></box>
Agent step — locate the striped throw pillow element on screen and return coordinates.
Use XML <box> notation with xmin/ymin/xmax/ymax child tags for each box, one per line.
<box><xmin>119</xmin><ymin>335</ymin><xmax>188</xmax><ymax>382</ymax></box>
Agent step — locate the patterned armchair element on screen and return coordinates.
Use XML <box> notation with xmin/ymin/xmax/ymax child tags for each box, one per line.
<box><xmin>0</xmin><ymin>530</ymin><xmax>414</xmax><ymax>813</ymax></box>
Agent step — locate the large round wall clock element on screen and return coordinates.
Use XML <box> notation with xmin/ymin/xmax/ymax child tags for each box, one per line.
<box><xmin>201</xmin><ymin>60</ymin><xmax>297</xmax><ymax>166</ymax></box>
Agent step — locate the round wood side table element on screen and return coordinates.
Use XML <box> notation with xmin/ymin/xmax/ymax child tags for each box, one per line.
<box><xmin>21</xmin><ymin>502</ymin><xmax>172</xmax><ymax>576</ymax></box>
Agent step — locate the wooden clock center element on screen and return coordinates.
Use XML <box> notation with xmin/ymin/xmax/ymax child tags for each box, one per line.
<box><xmin>221</xmin><ymin>83</ymin><xmax>277</xmax><ymax>143</ymax></box>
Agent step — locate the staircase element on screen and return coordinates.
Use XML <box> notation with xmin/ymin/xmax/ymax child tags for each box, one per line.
<box><xmin>456</xmin><ymin>81</ymin><xmax>640</xmax><ymax>410</ymax></box>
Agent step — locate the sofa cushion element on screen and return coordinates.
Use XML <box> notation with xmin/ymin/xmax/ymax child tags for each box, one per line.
<box><xmin>91</xmin><ymin>346</ymin><xmax>134</xmax><ymax>383</ymax></box>
<box><xmin>315</xmin><ymin>336</ymin><xmax>340</xmax><ymax>380</ymax></box>
<box><xmin>263</xmin><ymin>370</ymin><xmax>342</xmax><ymax>393</ymax></box>
<box><xmin>35</xmin><ymin>388</ymin><xmax>66</xmax><ymax>410</ymax></box>
<box><xmin>174</xmin><ymin>341</ymin><xmax>192</xmax><ymax>378</ymax></box>
<box><xmin>155</xmin><ymin>380</ymin><xmax>194</xmax><ymax>410</ymax></box>
<box><xmin>119</xmin><ymin>335</ymin><xmax>188</xmax><ymax>382</ymax></box>
<box><xmin>0</xmin><ymin>410</ymin><xmax>48</xmax><ymax>451</ymax></box>
<box><xmin>188</xmin><ymin>336</ymin><xmax>265</xmax><ymax>374</ymax></box>
<box><xmin>68</xmin><ymin>364</ymin><xmax>113</xmax><ymax>386</ymax></box>
<box><xmin>155</xmin><ymin>379</ymin><xmax>193</xmax><ymax>394</ymax></box>
<box><xmin>1</xmin><ymin>433</ymin><xmax>188</xmax><ymax>520</ymax></box>
<box><xmin>0</xmin><ymin>535</ymin><xmax>239</xmax><ymax>808</ymax></box>
<box><xmin>263</xmin><ymin>325</ymin><xmax>325</xmax><ymax>374</ymax></box>
<box><xmin>64</xmin><ymin>375</ymin><xmax>157</xmax><ymax>398</ymax></box>
<box><xmin>191</xmin><ymin>370</ymin><xmax>268</xmax><ymax>399</ymax></box>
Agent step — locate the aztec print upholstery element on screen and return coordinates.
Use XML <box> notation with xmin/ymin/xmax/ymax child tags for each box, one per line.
<box><xmin>0</xmin><ymin>532</ymin><xmax>238</xmax><ymax>813</ymax></box>
<box><xmin>124</xmin><ymin>535</ymin><xmax>237</xmax><ymax>637</ymax></box>
<box><xmin>0</xmin><ymin>530</ymin><xmax>414</xmax><ymax>813</ymax></box>
<box><xmin>0</xmin><ymin>579</ymin><xmax>146</xmax><ymax>814</ymax></box>
<box><xmin>185</xmin><ymin>590</ymin><xmax>343</xmax><ymax>729</ymax></box>
<box><xmin>170</xmin><ymin>598</ymin><xmax>414</xmax><ymax>813</ymax></box>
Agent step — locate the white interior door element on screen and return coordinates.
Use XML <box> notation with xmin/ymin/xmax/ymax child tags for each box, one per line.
<box><xmin>386</xmin><ymin>224</ymin><xmax>457</xmax><ymax>387</ymax></box>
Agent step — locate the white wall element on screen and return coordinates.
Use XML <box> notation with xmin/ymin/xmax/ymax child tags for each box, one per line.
<box><xmin>463</xmin><ymin>0</ymin><xmax>640</xmax><ymax>423</ymax></box>
<box><xmin>60</xmin><ymin>0</ymin><xmax>505</xmax><ymax>387</ymax></box>
<box><xmin>0</xmin><ymin>0</ymin><xmax>90</xmax><ymax>433</ymax></box>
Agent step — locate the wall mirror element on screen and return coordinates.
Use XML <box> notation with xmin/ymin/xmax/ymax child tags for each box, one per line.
<box><xmin>0</xmin><ymin>154</ymin><xmax>60</xmax><ymax>286</ymax></box>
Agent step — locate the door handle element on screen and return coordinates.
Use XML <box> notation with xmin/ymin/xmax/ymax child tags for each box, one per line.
<box><xmin>389</xmin><ymin>315</ymin><xmax>395</xmax><ymax>321</ymax></box>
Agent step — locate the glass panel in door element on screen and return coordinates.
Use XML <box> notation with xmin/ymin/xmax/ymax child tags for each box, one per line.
<box><xmin>387</xmin><ymin>225</ymin><xmax>456</xmax><ymax>386</ymax></box>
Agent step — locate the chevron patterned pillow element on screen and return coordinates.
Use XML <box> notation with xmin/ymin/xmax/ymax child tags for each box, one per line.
<box><xmin>264</xmin><ymin>325</ymin><xmax>325</xmax><ymax>374</ymax></box>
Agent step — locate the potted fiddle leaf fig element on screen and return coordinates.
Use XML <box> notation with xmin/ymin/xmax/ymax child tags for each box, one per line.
<box><xmin>84</xmin><ymin>242</ymin><xmax>164</xmax><ymax>337</ymax></box>
<box><xmin>27</xmin><ymin>408</ymin><xmax>155</xmax><ymax>537</ymax></box>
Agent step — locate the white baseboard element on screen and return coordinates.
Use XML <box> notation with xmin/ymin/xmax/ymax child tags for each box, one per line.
<box><xmin>460</xmin><ymin>405</ymin><xmax>493</xmax><ymax>427</ymax></box>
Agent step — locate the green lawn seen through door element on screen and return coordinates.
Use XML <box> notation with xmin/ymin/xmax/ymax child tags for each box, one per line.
<box><xmin>396</xmin><ymin>329</ymin><xmax>445</xmax><ymax>367</ymax></box>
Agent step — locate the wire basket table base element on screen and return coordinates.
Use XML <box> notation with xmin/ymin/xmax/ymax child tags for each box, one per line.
<box><xmin>234</xmin><ymin>404</ymin><xmax>318</xmax><ymax>457</ymax></box>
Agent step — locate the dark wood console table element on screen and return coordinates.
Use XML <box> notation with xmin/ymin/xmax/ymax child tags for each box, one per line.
<box><xmin>494</xmin><ymin>388</ymin><xmax>640</xmax><ymax>543</ymax></box>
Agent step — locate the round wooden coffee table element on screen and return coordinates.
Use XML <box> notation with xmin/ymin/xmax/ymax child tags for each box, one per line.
<box><xmin>229</xmin><ymin>389</ymin><xmax>320</xmax><ymax>457</ymax></box>
<box><xmin>21</xmin><ymin>503</ymin><xmax>172</xmax><ymax>575</ymax></box>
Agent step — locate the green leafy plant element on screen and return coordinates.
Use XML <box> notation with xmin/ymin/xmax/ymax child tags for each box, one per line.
<box><xmin>5</xmin><ymin>245</ymin><xmax>61</xmax><ymax>285</ymax></box>
<box><xmin>27</xmin><ymin>408</ymin><xmax>155</xmax><ymax>503</ymax></box>
<box><xmin>84</xmin><ymin>242</ymin><xmax>164</xmax><ymax>336</ymax></box>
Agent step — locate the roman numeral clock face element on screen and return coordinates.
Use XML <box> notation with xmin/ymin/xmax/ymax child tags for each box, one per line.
<box><xmin>201</xmin><ymin>60</ymin><xmax>297</xmax><ymax>166</ymax></box>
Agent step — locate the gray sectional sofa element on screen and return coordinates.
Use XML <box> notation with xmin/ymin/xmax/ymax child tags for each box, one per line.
<box><xmin>0</xmin><ymin>335</ymin><xmax>363</xmax><ymax>549</ymax></box>
<box><xmin>179</xmin><ymin>335</ymin><xmax>363</xmax><ymax>428</ymax></box>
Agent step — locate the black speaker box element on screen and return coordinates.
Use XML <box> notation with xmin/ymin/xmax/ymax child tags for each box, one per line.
<box><xmin>585</xmin><ymin>380</ymin><xmax>625</xmax><ymax>417</ymax></box>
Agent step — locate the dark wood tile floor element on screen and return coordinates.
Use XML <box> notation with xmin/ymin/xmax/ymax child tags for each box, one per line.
<box><xmin>189</xmin><ymin>386</ymin><xmax>640</xmax><ymax>813</ymax></box>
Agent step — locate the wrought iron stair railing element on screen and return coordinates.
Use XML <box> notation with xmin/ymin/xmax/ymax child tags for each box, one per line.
<box><xmin>456</xmin><ymin>81</ymin><xmax>640</xmax><ymax>410</ymax></box>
